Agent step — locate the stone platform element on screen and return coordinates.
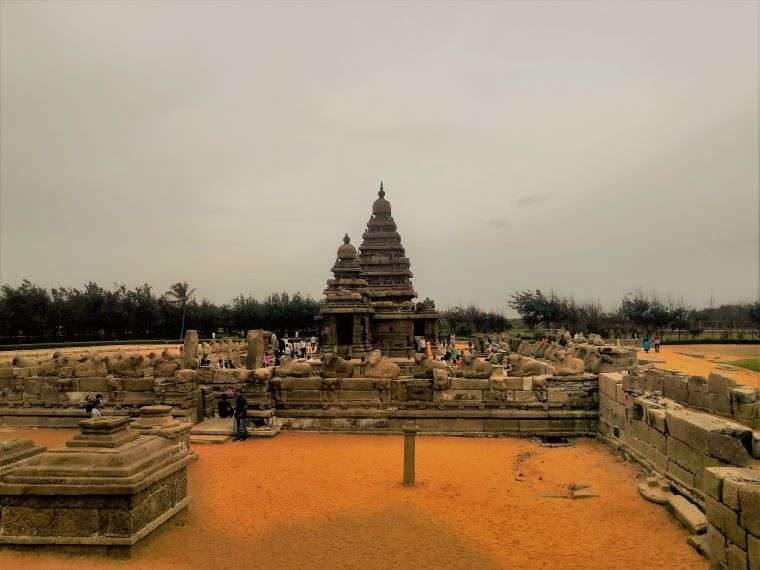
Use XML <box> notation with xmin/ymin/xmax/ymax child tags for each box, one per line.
<box><xmin>0</xmin><ymin>416</ymin><xmax>194</xmax><ymax>547</ymax></box>
<box><xmin>189</xmin><ymin>417</ymin><xmax>281</xmax><ymax>443</ymax></box>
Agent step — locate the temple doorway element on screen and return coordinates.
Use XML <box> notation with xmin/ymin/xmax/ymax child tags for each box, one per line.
<box><xmin>336</xmin><ymin>316</ymin><xmax>353</xmax><ymax>346</ymax></box>
<box><xmin>413</xmin><ymin>319</ymin><xmax>425</xmax><ymax>338</ymax></box>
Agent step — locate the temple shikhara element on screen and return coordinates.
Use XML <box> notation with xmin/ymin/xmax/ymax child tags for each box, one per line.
<box><xmin>319</xmin><ymin>183</ymin><xmax>440</xmax><ymax>357</ymax></box>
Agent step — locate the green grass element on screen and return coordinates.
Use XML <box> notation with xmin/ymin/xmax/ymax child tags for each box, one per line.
<box><xmin>726</xmin><ymin>359</ymin><xmax>760</xmax><ymax>372</ymax></box>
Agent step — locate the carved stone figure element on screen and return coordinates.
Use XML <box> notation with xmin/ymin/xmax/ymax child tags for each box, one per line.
<box><xmin>276</xmin><ymin>356</ymin><xmax>312</xmax><ymax>378</ymax></box>
<box><xmin>107</xmin><ymin>355</ymin><xmax>145</xmax><ymax>378</ymax></box>
<box><xmin>365</xmin><ymin>350</ymin><xmax>400</xmax><ymax>380</ymax></box>
<box><xmin>552</xmin><ymin>349</ymin><xmax>586</xmax><ymax>376</ymax></box>
<box><xmin>322</xmin><ymin>353</ymin><xmax>355</xmax><ymax>379</ymax></box>
<box><xmin>412</xmin><ymin>353</ymin><xmax>449</xmax><ymax>379</ymax></box>
<box><xmin>507</xmin><ymin>354</ymin><xmax>547</xmax><ymax>377</ymax></box>
<box><xmin>456</xmin><ymin>352</ymin><xmax>493</xmax><ymax>379</ymax></box>
<box><xmin>73</xmin><ymin>355</ymin><xmax>109</xmax><ymax>378</ymax></box>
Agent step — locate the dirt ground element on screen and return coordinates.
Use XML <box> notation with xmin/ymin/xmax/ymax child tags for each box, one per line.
<box><xmin>0</xmin><ymin>429</ymin><xmax>704</xmax><ymax>570</ymax></box>
<box><xmin>638</xmin><ymin>343</ymin><xmax>760</xmax><ymax>388</ymax></box>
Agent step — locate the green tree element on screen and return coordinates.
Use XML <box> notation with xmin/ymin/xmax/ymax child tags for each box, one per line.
<box><xmin>164</xmin><ymin>282</ymin><xmax>196</xmax><ymax>340</ymax></box>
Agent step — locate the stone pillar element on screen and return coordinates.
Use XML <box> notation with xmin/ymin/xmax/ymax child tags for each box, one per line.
<box><xmin>183</xmin><ymin>329</ymin><xmax>199</xmax><ymax>368</ymax></box>
<box><xmin>246</xmin><ymin>329</ymin><xmax>264</xmax><ymax>370</ymax></box>
<box><xmin>403</xmin><ymin>426</ymin><xmax>418</xmax><ymax>486</ymax></box>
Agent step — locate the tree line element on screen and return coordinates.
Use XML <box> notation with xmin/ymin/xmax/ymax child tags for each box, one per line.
<box><xmin>508</xmin><ymin>289</ymin><xmax>760</xmax><ymax>338</ymax></box>
<box><xmin>0</xmin><ymin>280</ymin><xmax>321</xmax><ymax>343</ymax></box>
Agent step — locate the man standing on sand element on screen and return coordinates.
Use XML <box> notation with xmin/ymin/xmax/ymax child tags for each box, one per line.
<box><xmin>233</xmin><ymin>389</ymin><xmax>249</xmax><ymax>441</ymax></box>
<box><xmin>653</xmin><ymin>334</ymin><xmax>662</xmax><ymax>353</ymax></box>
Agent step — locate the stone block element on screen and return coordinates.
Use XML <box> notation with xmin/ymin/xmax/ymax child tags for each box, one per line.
<box><xmin>627</xmin><ymin>436</ymin><xmax>668</xmax><ymax>473</ymax></box>
<box><xmin>668</xmin><ymin>494</ymin><xmax>707</xmax><ymax>534</ymax></box>
<box><xmin>689</xmin><ymin>375</ymin><xmax>710</xmax><ymax>393</ymax></box>
<box><xmin>707</xmin><ymin>495</ymin><xmax>747</xmax><ymax>549</ymax></box>
<box><xmin>648</xmin><ymin>408</ymin><xmax>668</xmax><ymax>433</ymax></box>
<box><xmin>738</xmin><ymin>484</ymin><xmax>760</xmax><ymax>537</ymax></box>
<box><xmin>709</xmin><ymin>372</ymin><xmax>739</xmax><ymax>396</ymax></box>
<box><xmin>450</xmin><ymin>378</ymin><xmax>490</xmax><ymax>390</ymax></box>
<box><xmin>439</xmin><ymin>390</ymin><xmax>483</xmax><ymax>402</ymax></box>
<box><xmin>175</xmin><ymin>369</ymin><xmax>199</xmax><ymax>383</ymax></box>
<box><xmin>122</xmin><ymin>378</ymin><xmax>156</xmax><ymax>391</ymax></box>
<box><xmin>731</xmin><ymin>389</ymin><xmax>758</xmax><ymax>405</ymax></box>
<box><xmin>668</xmin><ymin>460</ymin><xmax>695</xmax><ymax>489</ymax></box>
<box><xmin>707</xmin><ymin>523</ymin><xmax>727</xmax><ymax>567</ymax></box>
<box><xmin>336</xmin><ymin>390</ymin><xmax>380</xmax><ymax>402</ymax></box>
<box><xmin>290</xmin><ymin>378</ymin><xmax>323</xmax><ymax>390</ymax></box>
<box><xmin>78</xmin><ymin>377</ymin><xmax>111</xmax><ymax>392</ymax></box>
<box><xmin>747</xmin><ymin>534</ymin><xmax>760</xmax><ymax>570</ymax></box>
<box><xmin>726</xmin><ymin>542</ymin><xmax>748</xmax><ymax>570</ymax></box>
<box><xmin>707</xmin><ymin>393</ymin><xmax>733</xmax><ymax>417</ymax></box>
<box><xmin>703</xmin><ymin>468</ymin><xmax>726</xmax><ymax>500</ymax></box>
<box><xmin>340</xmin><ymin>378</ymin><xmax>374</xmax><ymax>391</ymax></box>
<box><xmin>753</xmin><ymin>432</ymin><xmax>760</xmax><ymax>460</ymax></box>
<box><xmin>598</xmin><ymin>372</ymin><xmax>622</xmax><ymax>398</ymax></box>
<box><xmin>502</xmin><ymin>377</ymin><xmax>528</xmax><ymax>391</ymax></box>
<box><xmin>546</xmin><ymin>389</ymin><xmax>570</xmax><ymax>404</ymax></box>
<box><xmin>286</xmin><ymin>390</ymin><xmax>321</xmax><ymax>402</ymax></box>
<box><xmin>667</xmin><ymin>436</ymin><xmax>700</xmax><ymax>474</ymax></box>
<box><xmin>665</xmin><ymin>409</ymin><xmax>752</xmax><ymax>466</ymax></box>
<box><xmin>663</xmin><ymin>376</ymin><xmax>689</xmax><ymax>402</ymax></box>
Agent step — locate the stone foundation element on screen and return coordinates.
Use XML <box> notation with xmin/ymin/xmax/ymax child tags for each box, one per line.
<box><xmin>0</xmin><ymin>417</ymin><xmax>193</xmax><ymax>547</ymax></box>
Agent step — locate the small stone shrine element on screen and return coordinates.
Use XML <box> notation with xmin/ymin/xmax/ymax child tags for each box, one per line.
<box><xmin>0</xmin><ymin>416</ymin><xmax>193</xmax><ymax>547</ymax></box>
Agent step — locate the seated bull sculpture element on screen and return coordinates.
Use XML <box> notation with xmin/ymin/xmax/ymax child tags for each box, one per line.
<box><xmin>412</xmin><ymin>353</ymin><xmax>450</xmax><ymax>379</ymax></box>
<box><xmin>322</xmin><ymin>353</ymin><xmax>355</xmax><ymax>379</ymax></box>
<box><xmin>106</xmin><ymin>355</ymin><xmax>146</xmax><ymax>378</ymax></box>
<box><xmin>276</xmin><ymin>356</ymin><xmax>312</xmax><ymax>378</ymax></box>
<box><xmin>507</xmin><ymin>354</ymin><xmax>547</xmax><ymax>377</ymax></box>
<box><xmin>365</xmin><ymin>350</ymin><xmax>400</xmax><ymax>380</ymax></box>
<box><xmin>73</xmin><ymin>354</ymin><xmax>109</xmax><ymax>378</ymax></box>
<box><xmin>552</xmin><ymin>349</ymin><xmax>585</xmax><ymax>376</ymax></box>
<box><xmin>456</xmin><ymin>352</ymin><xmax>493</xmax><ymax>379</ymax></box>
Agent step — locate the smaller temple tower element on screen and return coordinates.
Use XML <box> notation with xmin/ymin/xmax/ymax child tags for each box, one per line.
<box><xmin>317</xmin><ymin>234</ymin><xmax>374</xmax><ymax>357</ymax></box>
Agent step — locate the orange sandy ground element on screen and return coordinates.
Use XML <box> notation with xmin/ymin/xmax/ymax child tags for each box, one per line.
<box><xmin>639</xmin><ymin>344</ymin><xmax>760</xmax><ymax>388</ymax></box>
<box><xmin>0</xmin><ymin>429</ymin><xmax>704</xmax><ymax>570</ymax></box>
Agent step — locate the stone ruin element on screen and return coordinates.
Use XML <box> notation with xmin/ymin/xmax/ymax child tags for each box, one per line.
<box><xmin>0</xmin><ymin>415</ymin><xmax>194</xmax><ymax>548</ymax></box>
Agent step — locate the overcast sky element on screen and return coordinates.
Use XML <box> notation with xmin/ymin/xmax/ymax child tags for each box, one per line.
<box><xmin>1</xmin><ymin>1</ymin><xmax>758</xmax><ymax>313</ymax></box>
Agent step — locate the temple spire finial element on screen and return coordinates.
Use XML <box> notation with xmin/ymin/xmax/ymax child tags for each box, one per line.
<box><xmin>378</xmin><ymin>180</ymin><xmax>385</xmax><ymax>199</ymax></box>
<box><xmin>343</xmin><ymin>233</ymin><xmax>350</xmax><ymax>244</ymax></box>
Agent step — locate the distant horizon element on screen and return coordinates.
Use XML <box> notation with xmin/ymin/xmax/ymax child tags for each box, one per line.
<box><xmin>1</xmin><ymin>1</ymin><xmax>758</xmax><ymax>312</ymax></box>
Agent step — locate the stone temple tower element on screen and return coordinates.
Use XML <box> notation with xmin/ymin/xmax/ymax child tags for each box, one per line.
<box><xmin>318</xmin><ymin>234</ymin><xmax>374</xmax><ymax>357</ymax></box>
<box><xmin>318</xmin><ymin>182</ymin><xmax>440</xmax><ymax>358</ymax></box>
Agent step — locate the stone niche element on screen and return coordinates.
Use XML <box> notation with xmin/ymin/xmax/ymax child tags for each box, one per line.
<box><xmin>0</xmin><ymin>416</ymin><xmax>193</xmax><ymax>547</ymax></box>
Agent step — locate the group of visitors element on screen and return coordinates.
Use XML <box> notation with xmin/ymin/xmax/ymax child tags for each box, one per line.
<box><xmin>218</xmin><ymin>390</ymin><xmax>249</xmax><ymax>441</ymax></box>
<box><xmin>642</xmin><ymin>334</ymin><xmax>662</xmax><ymax>354</ymax></box>
<box><xmin>272</xmin><ymin>334</ymin><xmax>318</xmax><ymax>365</ymax></box>
<box><xmin>84</xmin><ymin>393</ymin><xmax>103</xmax><ymax>417</ymax></box>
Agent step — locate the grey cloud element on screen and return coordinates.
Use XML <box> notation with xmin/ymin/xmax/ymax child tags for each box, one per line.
<box><xmin>512</xmin><ymin>193</ymin><xmax>553</xmax><ymax>208</ymax></box>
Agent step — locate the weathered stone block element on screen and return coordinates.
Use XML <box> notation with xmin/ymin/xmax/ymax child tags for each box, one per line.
<box><xmin>707</xmin><ymin>495</ymin><xmax>747</xmax><ymax>549</ymax></box>
<box><xmin>707</xmin><ymin>393</ymin><xmax>733</xmax><ymax>417</ymax></box>
<box><xmin>648</xmin><ymin>408</ymin><xmax>668</xmax><ymax>433</ymax></box>
<box><xmin>122</xmin><ymin>378</ymin><xmax>156</xmax><ymax>391</ymax></box>
<box><xmin>707</xmin><ymin>523</ymin><xmax>727</xmax><ymax>567</ymax></box>
<box><xmin>450</xmin><ymin>378</ymin><xmax>490</xmax><ymax>390</ymax></box>
<box><xmin>709</xmin><ymin>372</ymin><xmax>739</xmax><ymax>396</ymax></box>
<box><xmin>667</xmin><ymin>436</ymin><xmax>700</xmax><ymax>474</ymax></box>
<box><xmin>597</xmin><ymin>372</ymin><xmax>622</xmax><ymax>398</ymax></box>
<box><xmin>340</xmin><ymin>378</ymin><xmax>374</xmax><ymax>391</ymax></box>
<box><xmin>175</xmin><ymin>369</ymin><xmax>199</xmax><ymax>383</ymax></box>
<box><xmin>668</xmin><ymin>460</ymin><xmax>695</xmax><ymax>489</ymax></box>
<box><xmin>290</xmin><ymin>378</ymin><xmax>323</xmax><ymax>391</ymax></box>
<box><xmin>747</xmin><ymin>533</ymin><xmax>760</xmax><ymax>570</ymax></box>
<box><xmin>78</xmin><ymin>377</ymin><xmax>111</xmax><ymax>392</ymax></box>
<box><xmin>726</xmin><ymin>542</ymin><xmax>748</xmax><ymax>570</ymax></box>
<box><xmin>738</xmin><ymin>484</ymin><xmax>760</xmax><ymax>537</ymax></box>
<box><xmin>689</xmin><ymin>375</ymin><xmax>710</xmax><ymax>394</ymax></box>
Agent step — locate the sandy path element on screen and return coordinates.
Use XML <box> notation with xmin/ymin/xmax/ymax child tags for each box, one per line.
<box><xmin>639</xmin><ymin>344</ymin><xmax>760</xmax><ymax>388</ymax></box>
<box><xmin>0</xmin><ymin>429</ymin><xmax>703</xmax><ymax>570</ymax></box>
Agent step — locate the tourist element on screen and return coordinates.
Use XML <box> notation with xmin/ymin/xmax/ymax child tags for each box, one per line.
<box><xmin>299</xmin><ymin>339</ymin><xmax>307</xmax><ymax>358</ymax></box>
<box><xmin>642</xmin><ymin>335</ymin><xmax>651</xmax><ymax>353</ymax></box>
<box><xmin>218</xmin><ymin>393</ymin><xmax>233</xmax><ymax>418</ymax></box>
<box><xmin>310</xmin><ymin>335</ymin><xmax>317</xmax><ymax>352</ymax></box>
<box><xmin>90</xmin><ymin>393</ymin><xmax>103</xmax><ymax>417</ymax></box>
<box><xmin>653</xmin><ymin>334</ymin><xmax>662</xmax><ymax>353</ymax></box>
<box><xmin>274</xmin><ymin>348</ymin><xmax>281</xmax><ymax>366</ymax></box>
<box><xmin>419</xmin><ymin>337</ymin><xmax>426</xmax><ymax>353</ymax></box>
<box><xmin>284</xmin><ymin>343</ymin><xmax>292</xmax><ymax>358</ymax></box>
<box><xmin>233</xmin><ymin>389</ymin><xmax>249</xmax><ymax>441</ymax></box>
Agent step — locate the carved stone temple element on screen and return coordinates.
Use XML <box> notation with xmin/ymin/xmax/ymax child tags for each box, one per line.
<box><xmin>318</xmin><ymin>183</ymin><xmax>439</xmax><ymax>357</ymax></box>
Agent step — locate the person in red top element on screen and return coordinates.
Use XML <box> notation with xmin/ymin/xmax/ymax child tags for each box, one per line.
<box><xmin>653</xmin><ymin>334</ymin><xmax>662</xmax><ymax>353</ymax></box>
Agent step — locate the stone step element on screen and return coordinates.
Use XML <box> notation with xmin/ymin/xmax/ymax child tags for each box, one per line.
<box><xmin>190</xmin><ymin>434</ymin><xmax>231</xmax><ymax>444</ymax></box>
